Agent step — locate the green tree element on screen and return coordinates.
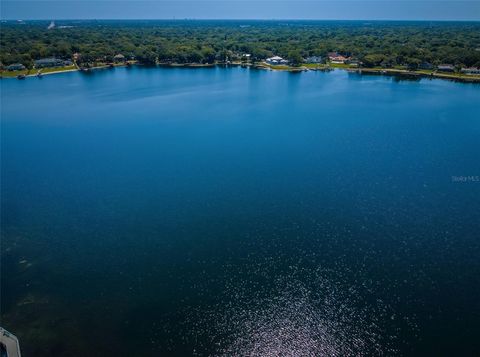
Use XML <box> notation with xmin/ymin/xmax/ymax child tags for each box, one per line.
<box><xmin>287</xmin><ymin>50</ymin><xmax>303</xmax><ymax>66</ymax></box>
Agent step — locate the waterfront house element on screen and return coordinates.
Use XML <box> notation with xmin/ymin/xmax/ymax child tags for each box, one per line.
<box><xmin>114</xmin><ymin>54</ymin><xmax>126</xmax><ymax>63</ymax></box>
<box><xmin>6</xmin><ymin>63</ymin><xmax>25</xmax><ymax>71</ymax></box>
<box><xmin>34</xmin><ymin>58</ymin><xmax>67</xmax><ymax>68</ymax></box>
<box><xmin>461</xmin><ymin>67</ymin><xmax>480</xmax><ymax>75</ymax></box>
<box><xmin>241</xmin><ymin>54</ymin><xmax>251</xmax><ymax>63</ymax></box>
<box><xmin>329</xmin><ymin>55</ymin><xmax>348</xmax><ymax>64</ymax></box>
<box><xmin>305</xmin><ymin>56</ymin><xmax>323</xmax><ymax>64</ymax></box>
<box><xmin>419</xmin><ymin>62</ymin><xmax>433</xmax><ymax>70</ymax></box>
<box><xmin>437</xmin><ymin>64</ymin><xmax>455</xmax><ymax>72</ymax></box>
<box><xmin>266</xmin><ymin>56</ymin><xmax>288</xmax><ymax>65</ymax></box>
<box><xmin>346</xmin><ymin>58</ymin><xmax>361</xmax><ymax>67</ymax></box>
<box><xmin>328</xmin><ymin>52</ymin><xmax>349</xmax><ymax>64</ymax></box>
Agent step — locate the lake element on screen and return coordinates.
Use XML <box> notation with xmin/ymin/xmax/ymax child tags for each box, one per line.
<box><xmin>1</xmin><ymin>66</ymin><xmax>479</xmax><ymax>356</ymax></box>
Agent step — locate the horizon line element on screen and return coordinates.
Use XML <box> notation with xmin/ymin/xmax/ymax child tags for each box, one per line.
<box><xmin>3</xmin><ymin>18</ymin><xmax>480</xmax><ymax>22</ymax></box>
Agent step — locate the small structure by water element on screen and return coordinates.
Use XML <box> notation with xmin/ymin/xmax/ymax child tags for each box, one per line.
<box><xmin>328</xmin><ymin>52</ymin><xmax>349</xmax><ymax>64</ymax></box>
<box><xmin>305</xmin><ymin>56</ymin><xmax>323</xmax><ymax>64</ymax></box>
<box><xmin>437</xmin><ymin>64</ymin><xmax>455</xmax><ymax>72</ymax></box>
<box><xmin>113</xmin><ymin>54</ymin><xmax>126</xmax><ymax>63</ymax></box>
<box><xmin>266</xmin><ymin>56</ymin><xmax>288</xmax><ymax>65</ymax></box>
<box><xmin>461</xmin><ymin>67</ymin><xmax>480</xmax><ymax>75</ymax></box>
<box><xmin>35</xmin><ymin>58</ymin><xmax>71</xmax><ymax>68</ymax></box>
<box><xmin>0</xmin><ymin>327</ymin><xmax>21</xmax><ymax>357</ymax></box>
<box><xmin>6</xmin><ymin>64</ymin><xmax>25</xmax><ymax>71</ymax></box>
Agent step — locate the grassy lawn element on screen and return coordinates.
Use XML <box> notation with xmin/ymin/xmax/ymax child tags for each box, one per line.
<box><xmin>415</xmin><ymin>70</ymin><xmax>434</xmax><ymax>75</ymax></box>
<box><xmin>0</xmin><ymin>68</ymin><xmax>36</xmax><ymax>78</ymax></box>
<box><xmin>268</xmin><ymin>65</ymin><xmax>292</xmax><ymax>70</ymax></box>
<box><xmin>262</xmin><ymin>62</ymin><xmax>310</xmax><ymax>71</ymax></box>
<box><xmin>433</xmin><ymin>71</ymin><xmax>480</xmax><ymax>80</ymax></box>
<box><xmin>259</xmin><ymin>62</ymin><xmax>289</xmax><ymax>70</ymax></box>
<box><xmin>303</xmin><ymin>63</ymin><xmax>329</xmax><ymax>69</ymax></box>
<box><xmin>1</xmin><ymin>65</ymin><xmax>78</xmax><ymax>78</ymax></box>
<box><xmin>358</xmin><ymin>67</ymin><xmax>480</xmax><ymax>81</ymax></box>
<box><xmin>328</xmin><ymin>62</ymin><xmax>353</xmax><ymax>69</ymax></box>
<box><xmin>39</xmin><ymin>65</ymin><xmax>77</xmax><ymax>74</ymax></box>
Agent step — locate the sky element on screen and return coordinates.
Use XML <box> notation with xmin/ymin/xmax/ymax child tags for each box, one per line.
<box><xmin>1</xmin><ymin>0</ymin><xmax>480</xmax><ymax>21</ymax></box>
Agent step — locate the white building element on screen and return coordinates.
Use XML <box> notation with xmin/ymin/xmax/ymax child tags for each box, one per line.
<box><xmin>461</xmin><ymin>67</ymin><xmax>480</xmax><ymax>75</ymax></box>
<box><xmin>266</xmin><ymin>56</ymin><xmax>288</xmax><ymax>65</ymax></box>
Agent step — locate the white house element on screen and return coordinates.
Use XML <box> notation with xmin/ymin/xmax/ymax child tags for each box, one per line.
<box><xmin>266</xmin><ymin>56</ymin><xmax>288</xmax><ymax>65</ymax></box>
<box><xmin>461</xmin><ymin>67</ymin><xmax>480</xmax><ymax>75</ymax></box>
<box><xmin>437</xmin><ymin>64</ymin><xmax>455</xmax><ymax>72</ymax></box>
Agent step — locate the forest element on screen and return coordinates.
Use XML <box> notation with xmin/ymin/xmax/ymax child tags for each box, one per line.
<box><xmin>1</xmin><ymin>20</ymin><xmax>480</xmax><ymax>69</ymax></box>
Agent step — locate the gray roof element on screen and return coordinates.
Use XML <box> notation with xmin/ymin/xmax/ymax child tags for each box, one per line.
<box><xmin>6</xmin><ymin>63</ymin><xmax>25</xmax><ymax>69</ymax></box>
<box><xmin>35</xmin><ymin>58</ymin><xmax>64</xmax><ymax>64</ymax></box>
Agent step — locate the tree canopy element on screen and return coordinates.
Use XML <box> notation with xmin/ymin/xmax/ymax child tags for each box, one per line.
<box><xmin>1</xmin><ymin>20</ymin><xmax>480</xmax><ymax>68</ymax></box>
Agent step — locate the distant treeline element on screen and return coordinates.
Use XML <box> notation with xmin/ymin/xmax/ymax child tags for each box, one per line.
<box><xmin>1</xmin><ymin>20</ymin><xmax>480</xmax><ymax>69</ymax></box>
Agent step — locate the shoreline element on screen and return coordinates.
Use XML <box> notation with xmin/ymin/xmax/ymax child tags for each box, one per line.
<box><xmin>1</xmin><ymin>63</ymin><xmax>479</xmax><ymax>84</ymax></box>
<box><xmin>346</xmin><ymin>67</ymin><xmax>480</xmax><ymax>83</ymax></box>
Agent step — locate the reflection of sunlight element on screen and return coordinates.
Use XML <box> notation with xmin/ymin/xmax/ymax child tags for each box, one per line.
<box><xmin>211</xmin><ymin>274</ymin><xmax>393</xmax><ymax>356</ymax></box>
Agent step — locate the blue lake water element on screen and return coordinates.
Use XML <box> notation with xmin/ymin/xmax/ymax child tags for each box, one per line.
<box><xmin>1</xmin><ymin>67</ymin><xmax>480</xmax><ymax>356</ymax></box>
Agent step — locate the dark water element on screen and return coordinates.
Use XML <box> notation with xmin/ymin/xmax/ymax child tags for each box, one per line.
<box><xmin>1</xmin><ymin>67</ymin><xmax>479</xmax><ymax>356</ymax></box>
